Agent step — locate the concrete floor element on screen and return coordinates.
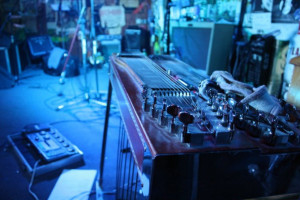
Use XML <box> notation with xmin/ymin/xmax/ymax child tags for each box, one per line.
<box><xmin>0</xmin><ymin>64</ymin><xmax>120</xmax><ymax>200</ymax></box>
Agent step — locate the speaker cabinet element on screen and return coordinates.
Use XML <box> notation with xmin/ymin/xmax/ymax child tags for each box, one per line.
<box><xmin>171</xmin><ymin>22</ymin><xmax>234</xmax><ymax>75</ymax></box>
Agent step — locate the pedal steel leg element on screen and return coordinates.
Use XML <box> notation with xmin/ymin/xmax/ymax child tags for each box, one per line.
<box><xmin>99</xmin><ymin>80</ymin><xmax>112</xmax><ymax>186</ymax></box>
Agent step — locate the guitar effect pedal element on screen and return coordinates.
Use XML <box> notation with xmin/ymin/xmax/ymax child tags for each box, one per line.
<box><xmin>22</xmin><ymin>124</ymin><xmax>79</xmax><ymax>162</ymax></box>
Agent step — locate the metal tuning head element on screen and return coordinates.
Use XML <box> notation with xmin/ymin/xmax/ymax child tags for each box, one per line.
<box><xmin>160</xmin><ymin>99</ymin><xmax>168</xmax><ymax>126</ymax></box>
<box><xmin>216</xmin><ymin>103</ymin><xmax>224</xmax><ymax>118</ymax></box>
<box><xmin>271</xmin><ymin>116</ymin><xmax>278</xmax><ymax>134</ymax></box>
<box><xmin>207</xmin><ymin>89</ymin><xmax>214</xmax><ymax>106</ymax></box>
<box><xmin>243</xmin><ymin>103</ymin><xmax>249</xmax><ymax>115</ymax></box>
<box><xmin>162</xmin><ymin>98</ymin><xmax>167</xmax><ymax>110</ymax></box>
<box><xmin>228</xmin><ymin>110</ymin><xmax>236</xmax><ymax>130</ymax></box>
<box><xmin>151</xmin><ymin>93</ymin><xmax>159</xmax><ymax>118</ymax></box>
<box><xmin>178</xmin><ymin>112</ymin><xmax>194</xmax><ymax>143</ymax></box>
<box><xmin>221</xmin><ymin>111</ymin><xmax>229</xmax><ymax>127</ymax></box>
<box><xmin>228</xmin><ymin>97</ymin><xmax>237</xmax><ymax>109</ymax></box>
<box><xmin>143</xmin><ymin>97</ymin><xmax>150</xmax><ymax>112</ymax></box>
<box><xmin>257</xmin><ymin>111</ymin><xmax>264</xmax><ymax>124</ymax></box>
<box><xmin>167</xmin><ymin>104</ymin><xmax>181</xmax><ymax>133</ymax></box>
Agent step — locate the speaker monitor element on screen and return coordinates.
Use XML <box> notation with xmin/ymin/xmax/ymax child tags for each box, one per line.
<box><xmin>124</xmin><ymin>29</ymin><xmax>141</xmax><ymax>52</ymax></box>
<box><xmin>101</xmin><ymin>40</ymin><xmax>121</xmax><ymax>62</ymax></box>
<box><xmin>27</xmin><ymin>35</ymin><xmax>54</xmax><ymax>58</ymax></box>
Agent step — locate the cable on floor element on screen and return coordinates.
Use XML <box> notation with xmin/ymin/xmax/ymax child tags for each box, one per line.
<box><xmin>28</xmin><ymin>159</ymin><xmax>41</xmax><ymax>200</ymax></box>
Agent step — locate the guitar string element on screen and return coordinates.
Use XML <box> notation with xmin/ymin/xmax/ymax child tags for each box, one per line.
<box><xmin>147</xmin><ymin>57</ymin><xmax>197</xmax><ymax>108</ymax></box>
<box><xmin>146</xmin><ymin>59</ymin><xmax>192</xmax><ymax>108</ymax></box>
<box><xmin>144</xmin><ymin>56</ymin><xmax>197</xmax><ymax>109</ymax></box>
<box><xmin>119</xmin><ymin>56</ymin><xmax>210</xmax><ymax>133</ymax></box>
<box><xmin>143</xmin><ymin>57</ymin><xmax>214</xmax><ymax>134</ymax></box>
<box><xmin>124</xmin><ymin>56</ymin><xmax>197</xmax><ymax>112</ymax></box>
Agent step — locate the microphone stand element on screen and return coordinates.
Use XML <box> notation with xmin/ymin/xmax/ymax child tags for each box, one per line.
<box><xmin>87</xmin><ymin>0</ymin><xmax>106</xmax><ymax>106</ymax></box>
<box><xmin>56</xmin><ymin>6</ymin><xmax>87</xmax><ymax>110</ymax></box>
<box><xmin>90</xmin><ymin>0</ymin><xmax>99</xmax><ymax>98</ymax></box>
<box><xmin>59</xmin><ymin>6</ymin><xmax>86</xmax><ymax>85</ymax></box>
<box><xmin>56</xmin><ymin>1</ymin><xmax>107</xmax><ymax>110</ymax></box>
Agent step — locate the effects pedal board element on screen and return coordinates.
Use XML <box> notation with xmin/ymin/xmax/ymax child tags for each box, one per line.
<box><xmin>22</xmin><ymin>124</ymin><xmax>79</xmax><ymax>162</ymax></box>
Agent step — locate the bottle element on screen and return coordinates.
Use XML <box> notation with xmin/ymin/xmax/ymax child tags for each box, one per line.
<box><xmin>283</xmin><ymin>21</ymin><xmax>300</xmax><ymax>100</ymax></box>
<box><xmin>153</xmin><ymin>35</ymin><xmax>161</xmax><ymax>55</ymax></box>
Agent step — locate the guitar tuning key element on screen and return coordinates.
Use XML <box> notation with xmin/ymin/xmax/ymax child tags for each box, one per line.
<box><xmin>228</xmin><ymin>110</ymin><xmax>236</xmax><ymax>130</ymax></box>
<box><xmin>211</xmin><ymin>96</ymin><xmax>218</xmax><ymax>112</ymax></box>
<box><xmin>199</xmin><ymin>109</ymin><xmax>206</xmax><ymax>120</ymax></box>
<box><xmin>261</xmin><ymin>127</ymin><xmax>275</xmax><ymax>145</ymax></box>
<box><xmin>271</xmin><ymin>116</ymin><xmax>278</xmax><ymax>134</ymax></box>
<box><xmin>207</xmin><ymin>89</ymin><xmax>214</xmax><ymax>106</ymax></box>
<box><xmin>221</xmin><ymin>113</ymin><xmax>229</xmax><ymax>127</ymax></box>
<box><xmin>167</xmin><ymin>104</ymin><xmax>181</xmax><ymax>133</ymax></box>
<box><xmin>228</xmin><ymin>97</ymin><xmax>237</xmax><ymax>109</ymax></box>
<box><xmin>247</xmin><ymin>110</ymin><xmax>261</xmax><ymax>137</ymax></box>
<box><xmin>221</xmin><ymin>110</ymin><xmax>229</xmax><ymax>128</ymax></box>
<box><xmin>216</xmin><ymin>105</ymin><xmax>223</xmax><ymax>118</ymax></box>
<box><xmin>178</xmin><ymin>112</ymin><xmax>194</xmax><ymax>143</ymax></box>
<box><xmin>143</xmin><ymin>97</ymin><xmax>151</xmax><ymax>112</ymax></box>
<box><xmin>151</xmin><ymin>94</ymin><xmax>159</xmax><ymax>118</ymax></box>
<box><xmin>243</xmin><ymin>103</ymin><xmax>249</xmax><ymax>115</ymax></box>
<box><xmin>162</xmin><ymin>98</ymin><xmax>167</xmax><ymax>110</ymax></box>
<box><xmin>160</xmin><ymin>99</ymin><xmax>168</xmax><ymax>126</ymax></box>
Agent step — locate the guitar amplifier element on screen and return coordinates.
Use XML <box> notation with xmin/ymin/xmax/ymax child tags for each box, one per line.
<box><xmin>27</xmin><ymin>35</ymin><xmax>54</xmax><ymax>58</ymax></box>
